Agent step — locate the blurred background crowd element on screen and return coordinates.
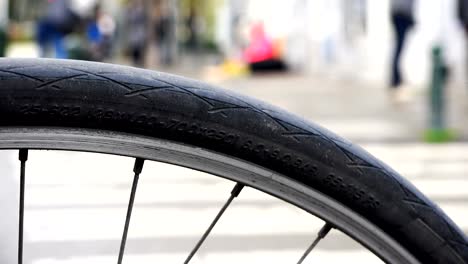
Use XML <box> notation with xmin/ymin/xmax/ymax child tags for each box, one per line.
<box><xmin>0</xmin><ymin>0</ymin><xmax>465</xmax><ymax>86</ymax></box>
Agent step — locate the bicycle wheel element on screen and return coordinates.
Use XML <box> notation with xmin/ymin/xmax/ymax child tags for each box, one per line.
<box><xmin>0</xmin><ymin>58</ymin><xmax>466</xmax><ymax>263</ymax></box>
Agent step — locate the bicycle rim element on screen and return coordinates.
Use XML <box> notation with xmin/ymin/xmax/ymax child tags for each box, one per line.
<box><xmin>0</xmin><ymin>126</ymin><xmax>420</xmax><ymax>263</ymax></box>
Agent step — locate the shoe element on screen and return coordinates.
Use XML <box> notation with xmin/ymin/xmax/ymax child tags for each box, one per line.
<box><xmin>390</xmin><ymin>86</ymin><xmax>412</xmax><ymax>104</ymax></box>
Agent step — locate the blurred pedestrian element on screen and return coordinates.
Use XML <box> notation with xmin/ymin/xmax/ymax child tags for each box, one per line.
<box><xmin>36</xmin><ymin>0</ymin><xmax>80</xmax><ymax>58</ymax></box>
<box><xmin>86</xmin><ymin>5</ymin><xmax>102</xmax><ymax>59</ymax></box>
<box><xmin>389</xmin><ymin>0</ymin><xmax>415</xmax><ymax>102</ymax></box>
<box><xmin>0</xmin><ymin>24</ymin><xmax>7</xmax><ymax>57</ymax></box>
<box><xmin>96</xmin><ymin>9</ymin><xmax>116</xmax><ymax>60</ymax></box>
<box><xmin>244</xmin><ymin>22</ymin><xmax>273</xmax><ymax>65</ymax></box>
<box><xmin>126</xmin><ymin>0</ymin><xmax>148</xmax><ymax>67</ymax></box>
<box><xmin>87</xmin><ymin>4</ymin><xmax>115</xmax><ymax>61</ymax></box>
<box><xmin>186</xmin><ymin>5</ymin><xmax>200</xmax><ymax>50</ymax></box>
<box><xmin>458</xmin><ymin>0</ymin><xmax>468</xmax><ymax>77</ymax></box>
<box><xmin>154</xmin><ymin>2</ymin><xmax>175</xmax><ymax>66</ymax></box>
<box><xmin>459</xmin><ymin>0</ymin><xmax>468</xmax><ymax>34</ymax></box>
<box><xmin>0</xmin><ymin>0</ymin><xmax>7</xmax><ymax>57</ymax></box>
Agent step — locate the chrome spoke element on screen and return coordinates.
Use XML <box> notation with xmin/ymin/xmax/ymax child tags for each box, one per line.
<box><xmin>117</xmin><ymin>158</ymin><xmax>145</xmax><ymax>264</ymax></box>
<box><xmin>297</xmin><ymin>222</ymin><xmax>333</xmax><ymax>264</ymax></box>
<box><xmin>18</xmin><ymin>149</ymin><xmax>28</xmax><ymax>264</ymax></box>
<box><xmin>184</xmin><ymin>183</ymin><xmax>244</xmax><ymax>264</ymax></box>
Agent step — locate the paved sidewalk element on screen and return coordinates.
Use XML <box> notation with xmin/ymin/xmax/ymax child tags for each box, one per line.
<box><xmin>217</xmin><ymin>73</ymin><xmax>468</xmax><ymax>143</ymax></box>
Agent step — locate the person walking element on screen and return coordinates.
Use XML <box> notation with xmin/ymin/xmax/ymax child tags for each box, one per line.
<box><xmin>458</xmin><ymin>0</ymin><xmax>468</xmax><ymax>79</ymax></box>
<box><xmin>154</xmin><ymin>2</ymin><xmax>175</xmax><ymax>66</ymax></box>
<box><xmin>459</xmin><ymin>0</ymin><xmax>468</xmax><ymax>36</ymax></box>
<box><xmin>36</xmin><ymin>0</ymin><xmax>79</xmax><ymax>58</ymax></box>
<box><xmin>0</xmin><ymin>23</ymin><xmax>7</xmax><ymax>57</ymax></box>
<box><xmin>126</xmin><ymin>0</ymin><xmax>149</xmax><ymax>67</ymax></box>
<box><xmin>390</xmin><ymin>0</ymin><xmax>415</xmax><ymax>102</ymax></box>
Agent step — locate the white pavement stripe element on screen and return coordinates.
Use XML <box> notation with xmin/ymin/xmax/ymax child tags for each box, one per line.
<box><xmin>31</xmin><ymin>250</ymin><xmax>383</xmax><ymax>264</ymax></box>
<box><xmin>24</xmin><ymin>206</ymin><xmax>318</xmax><ymax>241</ymax></box>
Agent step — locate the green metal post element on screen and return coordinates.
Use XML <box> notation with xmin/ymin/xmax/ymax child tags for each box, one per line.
<box><xmin>431</xmin><ymin>46</ymin><xmax>444</xmax><ymax>130</ymax></box>
<box><xmin>424</xmin><ymin>45</ymin><xmax>455</xmax><ymax>142</ymax></box>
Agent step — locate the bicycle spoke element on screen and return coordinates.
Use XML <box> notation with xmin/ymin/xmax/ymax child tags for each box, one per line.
<box><xmin>117</xmin><ymin>158</ymin><xmax>145</xmax><ymax>264</ymax></box>
<box><xmin>184</xmin><ymin>183</ymin><xmax>244</xmax><ymax>264</ymax></box>
<box><xmin>18</xmin><ymin>149</ymin><xmax>28</xmax><ymax>264</ymax></box>
<box><xmin>296</xmin><ymin>222</ymin><xmax>333</xmax><ymax>264</ymax></box>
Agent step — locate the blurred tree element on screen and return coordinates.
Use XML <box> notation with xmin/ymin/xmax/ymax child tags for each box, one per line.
<box><xmin>8</xmin><ymin>0</ymin><xmax>43</xmax><ymax>21</ymax></box>
<box><xmin>180</xmin><ymin>0</ymin><xmax>222</xmax><ymax>50</ymax></box>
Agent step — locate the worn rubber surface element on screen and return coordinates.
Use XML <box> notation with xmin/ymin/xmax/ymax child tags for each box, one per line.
<box><xmin>0</xmin><ymin>59</ymin><xmax>466</xmax><ymax>263</ymax></box>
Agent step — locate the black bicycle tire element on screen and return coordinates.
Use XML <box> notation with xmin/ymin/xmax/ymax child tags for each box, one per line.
<box><xmin>0</xmin><ymin>58</ymin><xmax>466</xmax><ymax>263</ymax></box>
